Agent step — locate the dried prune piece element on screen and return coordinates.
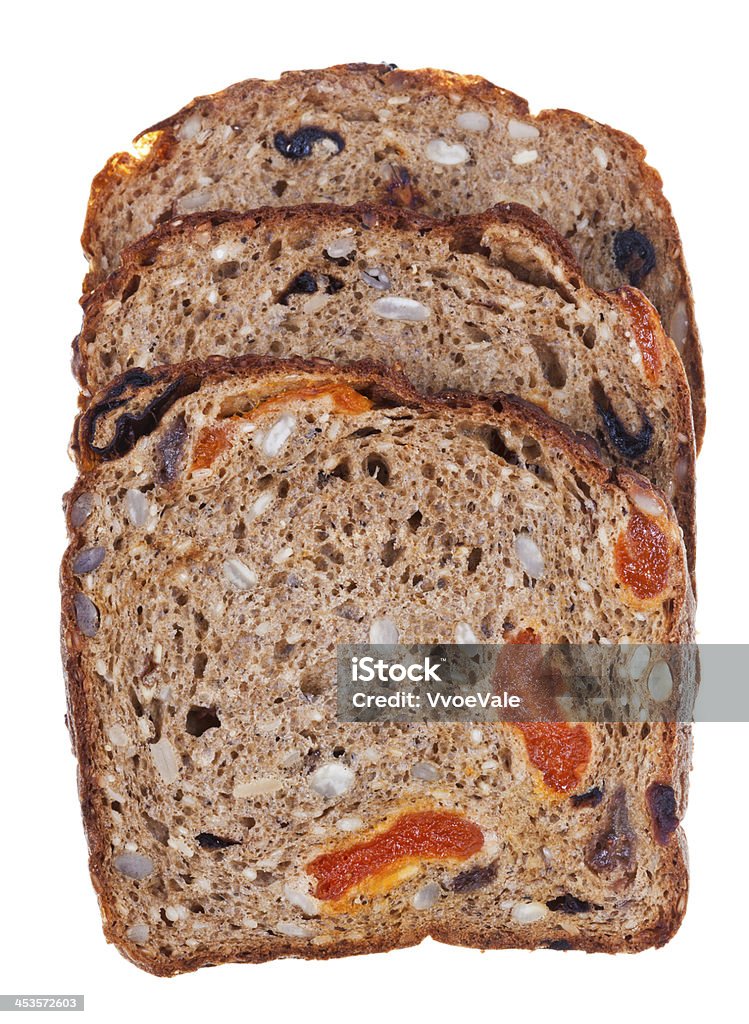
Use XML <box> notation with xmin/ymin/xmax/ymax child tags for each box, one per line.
<box><xmin>571</xmin><ymin>785</ymin><xmax>604</xmax><ymax>808</ymax></box>
<box><xmin>450</xmin><ymin>862</ymin><xmax>498</xmax><ymax>893</ymax></box>
<box><xmin>592</xmin><ymin>382</ymin><xmax>653</xmax><ymax>460</ymax></box>
<box><xmin>613</xmin><ymin>229</ymin><xmax>656</xmax><ymax>287</ymax></box>
<box><xmin>646</xmin><ymin>782</ymin><xmax>679</xmax><ymax>844</ymax></box>
<box><xmin>273</xmin><ymin>127</ymin><xmax>345</xmax><ymax>160</ymax></box>
<box><xmin>546</xmin><ymin>894</ymin><xmax>594</xmax><ymax>914</ymax></box>
<box><xmin>585</xmin><ymin>786</ymin><xmax>636</xmax><ymax>877</ymax></box>
<box><xmin>156</xmin><ymin>413</ymin><xmax>188</xmax><ymax>485</ymax></box>
<box><xmin>278</xmin><ymin>271</ymin><xmax>318</xmax><ymax>306</ymax></box>
<box><xmin>196</xmin><ymin>832</ymin><xmax>240</xmax><ymax>849</ymax></box>
<box><xmin>87</xmin><ymin>372</ymin><xmax>201</xmax><ymax>462</ymax></box>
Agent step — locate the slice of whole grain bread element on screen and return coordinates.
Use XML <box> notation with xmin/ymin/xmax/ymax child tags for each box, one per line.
<box><xmin>62</xmin><ymin>357</ymin><xmax>692</xmax><ymax>975</ymax></box>
<box><xmin>75</xmin><ymin>203</ymin><xmax>696</xmax><ymax>576</ymax></box>
<box><xmin>80</xmin><ymin>63</ymin><xmax>704</xmax><ymax>444</ymax></box>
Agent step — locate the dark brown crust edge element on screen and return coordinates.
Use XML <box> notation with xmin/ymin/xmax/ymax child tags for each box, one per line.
<box><xmin>79</xmin><ymin>62</ymin><xmax>705</xmax><ymax>449</ymax></box>
<box><xmin>62</xmin><ymin>356</ymin><xmax>692</xmax><ymax>974</ymax></box>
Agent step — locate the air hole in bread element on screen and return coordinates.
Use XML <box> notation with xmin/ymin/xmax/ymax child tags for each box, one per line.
<box><xmin>348</xmin><ymin>426</ymin><xmax>381</xmax><ymax>440</ymax></box>
<box><xmin>129</xmin><ymin>687</ymin><xmax>144</xmax><ymax>716</ymax></box>
<box><xmin>530</xmin><ymin>338</ymin><xmax>567</xmax><ymax>388</ymax></box>
<box><xmin>364</xmin><ymin>454</ymin><xmax>390</xmax><ymax>485</ymax></box>
<box><xmin>487</xmin><ymin>428</ymin><xmax>519</xmax><ymax>465</ymax></box>
<box><xmin>448</xmin><ymin>227</ymin><xmax>491</xmax><ymax>258</ymax></box>
<box><xmin>381</xmin><ymin>539</ymin><xmax>400</xmax><ymax>567</ymax></box>
<box><xmin>185</xmin><ymin>705</ymin><xmax>221</xmax><ymax>737</ymax></box>
<box><xmin>521</xmin><ymin>436</ymin><xmax>543</xmax><ymax>463</ymax></box>
<box><xmin>148</xmin><ymin>700</ymin><xmax>164</xmax><ymax>742</ymax></box>
<box><xmin>407</xmin><ymin>509</ymin><xmax>423</xmax><ymax>532</ymax></box>
<box><xmin>121</xmin><ymin>275</ymin><xmax>141</xmax><ymax>301</ymax></box>
<box><xmin>467</xmin><ymin>547</ymin><xmax>482</xmax><ymax>573</ymax></box>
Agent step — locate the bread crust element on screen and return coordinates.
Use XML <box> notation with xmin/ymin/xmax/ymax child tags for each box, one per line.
<box><xmin>72</xmin><ymin>201</ymin><xmax>697</xmax><ymax>582</ymax></box>
<box><xmin>62</xmin><ymin>357</ymin><xmax>692</xmax><ymax>974</ymax></box>
<box><xmin>79</xmin><ymin>63</ymin><xmax>705</xmax><ymax>447</ymax></box>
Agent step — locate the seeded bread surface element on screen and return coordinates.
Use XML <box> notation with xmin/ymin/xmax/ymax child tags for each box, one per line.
<box><xmin>62</xmin><ymin>358</ymin><xmax>693</xmax><ymax>974</ymax></box>
<box><xmin>75</xmin><ymin>203</ymin><xmax>696</xmax><ymax>575</ymax></box>
<box><xmin>80</xmin><ymin>63</ymin><xmax>704</xmax><ymax>445</ymax></box>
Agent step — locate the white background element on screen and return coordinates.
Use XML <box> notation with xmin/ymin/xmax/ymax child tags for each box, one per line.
<box><xmin>1</xmin><ymin>1</ymin><xmax>747</xmax><ymax>1019</ymax></box>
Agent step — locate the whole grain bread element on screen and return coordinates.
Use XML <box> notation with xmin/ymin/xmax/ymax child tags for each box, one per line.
<box><xmin>62</xmin><ymin>357</ymin><xmax>692</xmax><ymax>974</ymax></box>
<box><xmin>75</xmin><ymin>203</ymin><xmax>696</xmax><ymax>575</ymax></box>
<box><xmin>80</xmin><ymin>63</ymin><xmax>704</xmax><ymax>444</ymax></box>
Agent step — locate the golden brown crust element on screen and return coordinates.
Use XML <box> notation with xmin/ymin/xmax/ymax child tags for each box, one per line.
<box><xmin>79</xmin><ymin>63</ymin><xmax>704</xmax><ymax>447</ymax></box>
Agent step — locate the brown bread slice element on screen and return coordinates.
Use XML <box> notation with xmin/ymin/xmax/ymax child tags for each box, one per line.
<box><xmin>62</xmin><ymin>357</ymin><xmax>692</xmax><ymax>975</ymax></box>
<box><xmin>80</xmin><ymin>63</ymin><xmax>704</xmax><ymax>444</ymax></box>
<box><xmin>75</xmin><ymin>203</ymin><xmax>696</xmax><ymax>575</ymax></box>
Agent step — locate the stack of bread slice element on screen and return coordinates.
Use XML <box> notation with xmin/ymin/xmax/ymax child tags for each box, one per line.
<box><xmin>63</xmin><ymin>63</ymin><xmax>700</xmax><ymax>974</ymax></box>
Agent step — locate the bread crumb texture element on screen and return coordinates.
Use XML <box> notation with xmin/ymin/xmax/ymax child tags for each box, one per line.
<box><xmin>62</xmin><ymin>362</ymin><xmax>692</xmax><ymax>972</ymax></box>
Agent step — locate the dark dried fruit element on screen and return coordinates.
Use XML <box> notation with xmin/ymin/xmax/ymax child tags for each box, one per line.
<box><xmin>571</xmin><ymin>785</ymin><xmax>604</xmax><ymax>808</ymax></box>
<box><xmin>196</xmin><ymin>832</ymin><xmax>240</xmax><ymax>849</ymax></box>
<box><xmin>613</xmin><ymin>229</ymin><xmax>656</xmax><ymax>287</ymax></box>
<box><xmin>585</xmin><ymin>787</ymin><xmax>636</xmax><ymax>878</ymax></box>
<box><xmin>450</xmin><ymin>862</ymin><xmax>498</xmax><ymax>893</ymax></box>
<box><xmin>273</xmin><ymin>127</ymin><xmax>345</xmax><ymax>160</ymax></box>
<box><xmin>547</xmin><ymin>939</ymin><xmax>573</xmax><ymax>951</ymax></box>
<box><xmin>156</xmin><ymin>413</ymin><xmax>188</xmax><ymax>485</ymax></box>
<box><xmin>546</xmin><ymin>894</ymin><xmax>594</xmax><ymax>914</ymax></box>
<box><xmin>278</xmin><ymin>271</ymin><xmax>318</xmax><ymax>306</ymax></box>
<box><xmin>592</xmin><ymin>382</ymin><xmax>653</xmax><ymax>460</ymax></box>
<box><xmin>87</xmin><ymin>373</ymin><xmax>201</xmax><ymax>462</ymax></box>
<box><xmin>646</xmin><ymin>782</ymin><xmax>679</xmax><ymax>845</ymax></box>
